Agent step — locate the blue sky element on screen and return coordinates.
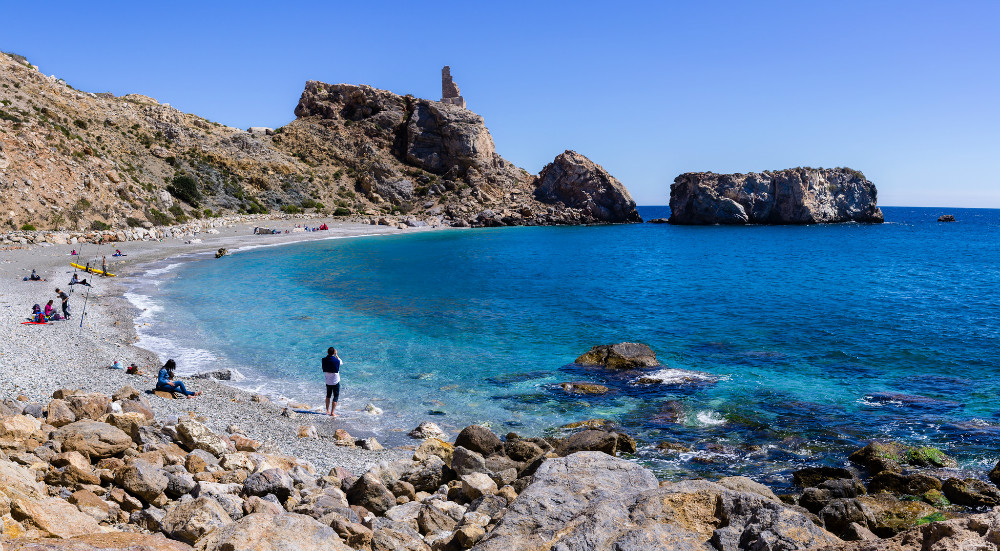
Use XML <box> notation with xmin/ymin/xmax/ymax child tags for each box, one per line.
<box><xmin>4</xmin><ymin>1</ymin><xmax>997</xmax><ymax>207</ymax></box>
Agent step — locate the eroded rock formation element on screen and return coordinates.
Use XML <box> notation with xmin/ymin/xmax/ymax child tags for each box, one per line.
<box><xmin>534</xmin><ymin>151</ymin><xmax>642</xmax><ymax>224</ymax></box>
<box><xmin>668</xmin><ymin>168</ymin><xmax>884</xmax><ymax>225</ymax></box>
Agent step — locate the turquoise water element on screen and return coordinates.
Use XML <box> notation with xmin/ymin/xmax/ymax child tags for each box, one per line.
<box><xmin>128</xmin><ymin>207</ymin><xmax>1000</xmax><ymax>488</ymax></box>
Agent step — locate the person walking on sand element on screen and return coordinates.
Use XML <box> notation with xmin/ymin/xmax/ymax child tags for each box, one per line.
<box><xmin>322</xmin><ymin>347</ymin><xmax>342</xmax><ymax>417</ymax></box>
<box><xmin>55</xmin><ymin>288</ymin><xmax>70</xmax><ymax>319</ymax></box>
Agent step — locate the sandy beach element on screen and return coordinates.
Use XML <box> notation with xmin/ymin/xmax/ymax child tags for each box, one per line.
<box><xmin>0</xmin><ymin>216</ymin><xmax>444</xmax><ymax>474</ymax></box>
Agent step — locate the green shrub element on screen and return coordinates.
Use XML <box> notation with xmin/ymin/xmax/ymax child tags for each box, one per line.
<box><xmin>89</xmin><ymin>220</ymin><xmax>111</xmax><ymax>231</ymax></box>
<box><xmin>73</xmin><ymin>119</ymin><xmax>87</xmax><ymax>129</ymax></box>
<box><xmin>125</xmin><ymin>217</ymin><xmax>145</xmax><ymax>228</ymax></box>
<box><xmin>333</xmin><ymin>207</ymin><xmax>351</xmax><ymax>216</ymax></box>
<box><xmin>148</xmin><ymin>209</ymin><xmax>173</xmax><ymax>226</ymax></box>
<box><xmin>300</xmin><ymin>198</ymin><xmax>318</xmax><ymax>209</ymax></box>
<box><xmin>245</xmin><ymin>199</ymin><xmax>267</xmax><ymax>215</ymax></box>
<box><xmin>280</xmin><ymin>204</ymin><xmax>302</xmax><ymax>214</ymax></box>
<box><xmin>20</xmin><ymin>223</ymin><xmax>35</xmax><ymax>231</ymax></box>
<box><xmin>74</xmin><ymin>197</ymin><xmax>92</xmax><ymax>211</ymax></box>
<box><xmin>203</xmin><ymin>208</ymin><xmax>213</xmax><ymax>218</ymax></box>
<box><xmin>167</xmin><ymin>174</ymin><xmax>201</xmax><ymax>206</ymax></box>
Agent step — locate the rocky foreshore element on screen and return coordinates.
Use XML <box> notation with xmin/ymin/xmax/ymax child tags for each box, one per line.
<box><xmin>4</xmin><ymin>390</ymin><xmax>1000</xmax><ymax>551</ymax></box>
<box><xmin>668</xmin><ymin>167</ymin><xmax>884</xmax><ymax>225</ymax></box>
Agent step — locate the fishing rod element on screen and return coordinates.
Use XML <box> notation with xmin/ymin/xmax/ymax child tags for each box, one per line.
<box><xmin>78</xmin><ymin>238</ymin><xmax>103</xmax><ymax>330</ymax></box>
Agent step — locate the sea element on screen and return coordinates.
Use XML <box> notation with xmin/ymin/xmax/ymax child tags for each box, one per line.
<box><xmin>124</xmin><ymin>206</ymin><xmax>1000</xmax><ymax>489</ymax></box>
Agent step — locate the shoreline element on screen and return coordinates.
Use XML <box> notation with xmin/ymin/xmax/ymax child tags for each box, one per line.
<box><xmin>0</xmin><ymin>216</ymin><xmax>449</xmax><ymax>474</ymax></box>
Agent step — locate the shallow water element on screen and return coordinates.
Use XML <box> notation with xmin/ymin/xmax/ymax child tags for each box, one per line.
<box><xmin>127</xmin><ymin>207</ymin><xmax>1000</xmax><ymax>488</ymax></box>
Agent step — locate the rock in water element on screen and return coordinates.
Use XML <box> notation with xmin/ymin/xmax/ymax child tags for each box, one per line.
<box><xmin>668</xmin><ymin>167</ymin><xmax>884</xmax><ymax>225</ymax></box>
<box><xmin>533</xmin><ymin>151</ymin><xmax>642</xmax><ymax>223</ymax></box>
<box><xmin>575</xmin><ymin>343</ymin><xmax>658</xmax><ymax>369</ymax></box>
<box><xmin>938</xmin><ymin>214</ymin><xmax>955</xmax><ymax>222</ymax></box>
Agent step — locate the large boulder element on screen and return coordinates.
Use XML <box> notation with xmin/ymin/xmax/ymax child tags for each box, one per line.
<box><xmin>575</xmin><ymin>343</ymin><xmax>658</xmax><ymax>369</ymax></box>
<box><xmin>116</xmin><ymin>459</ymin><xmax>169</xmax><ymax>502</ymax></box>
<box><xmin>160</xmin><ymin>496</ymin><xmax>232</xmax><ymax>544</ymax></box>
<box><xmin>472</xmin><ymin>452</ymin><xmax>836</xmax><ymax>551</ymax></box>
<box><xmin>533</xmin><ymin>150</ymin><xmax>642</xmax><ymax>223</ymax></box>
<box><xmin>0</xmin><ymin>415</ymin><xmax>42</xmax><ymax>449</ymax></box>
<box><xmin>454</xmin><ymin>426</ymin><xmax>503</xmax><ymax>458</ymax></box>
<box><xmin>196</xmin><ymin>512</ymin><xmax>352</xmax><ymax>551</ymax></box>
<box><xmin>668</xmin><ymin>168</ymin><xmax>884</xmax><ymax>225</ymax></box>
<box><xmin>810</xmin><ymin>508</ymin><xmax>1000</xmax><ymax>551</ymax></box>
<box><xmin>9</xmin><ymin>496</ymin><xmax>103</xmax><ymax>539</ymax></box>
<box><xmin>556</xmin><ymin>430</ymin><xmax>620</xmax><ymax>456</ymax></box>
<box><xmin>243</xmin><ymin>468</ymin><xmax>295</xmax><ymax>502</ymax></box>
<box><xmin>2</xmin><ymin>533</ymin><xmax>193</xmax><ymax>550</ymax></box>
<box><xmin>175</xmin><ymin>420</ymin><xmax>229</xmax><ymax>457</ymax></box>
<box><xmin>51</xmin><ymin>420</ymin><xmax>133</xmax><ymax>459</ymax></box>
<box><xmin>346</xmin><ymin>473</ymin><xmax>396</xmax><ymax>516</ymax></box>
<box><xmin>65</xmin><ymin>393</ymin><xmax>111</xmax><ymax>420</ymax></box>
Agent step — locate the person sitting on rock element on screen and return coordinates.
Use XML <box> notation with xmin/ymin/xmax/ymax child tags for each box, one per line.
<box><xmin>156</xmin><ymin>359</ymin><xmax>202</xmax><ymax>399</ymax></box>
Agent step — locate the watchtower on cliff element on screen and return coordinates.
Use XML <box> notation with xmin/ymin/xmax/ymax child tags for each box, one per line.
<box><xmin>441</xmin><ymin>66</ymin><xmax>466</xmax><ymax>109</ymax></box>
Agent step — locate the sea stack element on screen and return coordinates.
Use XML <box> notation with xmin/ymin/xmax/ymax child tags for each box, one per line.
<box><xmin>668</xmin><ymin>167</ymin><xmax>884</xmax><ymax>225</ymax></box>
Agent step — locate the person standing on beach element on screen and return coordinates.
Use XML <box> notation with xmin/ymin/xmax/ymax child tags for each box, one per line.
<box><xmin>322</xmin><ymin>347</ymin><xmax>342</xmax><ymax>417</ymax></box>
<box><xmin>55</xmin><ymin>288</ymin><xmax>70</xmax><ymax>319</ymax></box>
<box><xmin>101</xmin><ymin>256</ymin><xmax>107</xmax><ymax>275</ymax></box>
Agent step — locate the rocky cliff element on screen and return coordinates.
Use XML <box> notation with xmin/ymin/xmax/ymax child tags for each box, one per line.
<box><xmin>668</xmin><ymin>168</ymin><xmax>883</xmax><ymax>225</ymax></box>
<box><xmin>0</xmin><ymin>53</ymin><xmax>640</xmax><ymax>231</ymax></box>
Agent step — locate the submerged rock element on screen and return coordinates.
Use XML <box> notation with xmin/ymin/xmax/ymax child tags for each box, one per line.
<box><xmin>669</xmin><ymin>167</ymin><xmax>883</xmax><ymax>225</ymax></box>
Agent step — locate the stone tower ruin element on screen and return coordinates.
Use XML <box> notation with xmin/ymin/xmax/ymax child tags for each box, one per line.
<box><xmin>441</xmin><ymin>66</ymin><xmax>466</xmax><ymax>109</ymax></box>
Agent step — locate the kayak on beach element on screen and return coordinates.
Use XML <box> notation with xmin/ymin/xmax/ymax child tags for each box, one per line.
<box><xmin>21</xmin><ymin>321</ymin><xmax>49</xmax><ymax>325</ymax></box>
<box><xmin>70</xmin><ymin>262</ymin><xmax>116</xmax><ymax>277</ymax></box>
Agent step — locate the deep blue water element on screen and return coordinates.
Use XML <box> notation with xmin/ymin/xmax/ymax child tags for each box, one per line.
<box><xmin>128</xmin><ymin>206</ymin><xmax>1000</xmax><ymax>487</ymax></box>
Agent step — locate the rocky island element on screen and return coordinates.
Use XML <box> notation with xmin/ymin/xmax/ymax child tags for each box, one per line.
<box><xmin>668</xmin><ymin>167</ymin><xmax>884</xmax><ymax>225</ymax></box>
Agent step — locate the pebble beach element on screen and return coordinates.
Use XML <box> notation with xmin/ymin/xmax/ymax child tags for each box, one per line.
<box><xmin>0</xmin><ymin>216</ymin><xmax>443</xmax><ymax>474</ymax></box>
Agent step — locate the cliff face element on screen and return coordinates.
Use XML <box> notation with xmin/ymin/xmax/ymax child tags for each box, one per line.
<box><xmin>0</xmin><ymin>52</ymin><xmax>640</xmax><ymax>231</ymax></box>
<box><xmin>289</xmin><ymin>81</ymin><xmax>642</xmax><ymax>227</ymax></box>
<box><xmin>668</xmin><ymin>168</ymin><xmax>883</xmax><ymax>225</ymax></box>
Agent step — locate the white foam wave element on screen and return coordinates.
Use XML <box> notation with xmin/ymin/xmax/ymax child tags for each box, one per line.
<box><xmin>143</xmin><ymin>262</ymin><xmax>184</xmax><ymax>278</ymax></box>
<box><xmin>123</xmin><ymin>291</ymin><xmax>163</xmax><ymax>323</ymax></box>
<box><xmin>631</xmin><ymin>368</ymin><xmax>719</xmax><ymax>386</ymax></box>
<box><xmin>693</xmin><ymin>410</ymin><xmax>727</xmax><ymax>426</ymax></box>
<box><xmin>132</xmin><ymin>334</ymin><xmax>221</xmax><ymax>376</ymax></box>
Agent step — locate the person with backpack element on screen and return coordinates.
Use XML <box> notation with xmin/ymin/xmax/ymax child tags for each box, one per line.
<box><xmin>322</xmin><ymin>347</ymin><xmax>342</xmax><ymax>417</ymax></box>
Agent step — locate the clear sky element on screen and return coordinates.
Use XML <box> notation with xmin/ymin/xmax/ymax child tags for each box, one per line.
<box><xmin>3</xmin><ymin>1</ymin><xmax>997</xmax><ymax>207</ymax></box>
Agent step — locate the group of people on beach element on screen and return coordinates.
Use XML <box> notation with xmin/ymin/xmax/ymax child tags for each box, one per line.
<box><xmin>28</xmin><ymin>288</ymin><xmax>70</xmax><ymax>323</ymax></box>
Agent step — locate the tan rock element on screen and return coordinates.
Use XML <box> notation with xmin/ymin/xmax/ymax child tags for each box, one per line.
<box><xmin>297</xmin><ymin>425</ymin><xmax>319</xmax><ymax>439</ymax></box>
<box><xmin>50</xmin><ymin>451</ymin><xmax>91</xmax><ymax>471</ymax></box>
<box><xmin>0</xmin><ymin>459</ymin><xmax>46</xmax><ymax>500</ymax></box>
<box><xmin>175</xmin><ymin>420</ymin><xmax>229</xmax><ymax>457</ymax></box>
<box><xmin>46</xmin><ymin>399</ymin><xmax>77</xmax><ymax>428</ymax></box>
<box><xmin>51</xmin><ymin>420</ymin><xmax>133</xmax><ymax>459</ymax></box>
<box><xmin>0</xmin><ymin>415</ymin><xmax>42</xmax><ymax>449</ymax></box>
<box><xmin>333</xmin><ymin>429</ymin><xmax>354</xmax><ymax>446</ymax></box>
<box><xmin>160</xmin><ymin>496</ymin><xmax>232</xmax><ymax>544</ymax></box>
<box><xmin>229</xmin><ymin>434</ymin><xmax>261</xmax><ymax>452</ymax></box>
<box><xmin>461</xmin><ymin>473</ymin><xmax>497</xmax><ymax>501</ymax></box>
<box><xmin>106</xmin><ymin>411</ymin><xmax>150</xmax><ymax>436</ymax></box>
<box><xmin>4</xmin><ymin>532</ymin><xmax>194</xmax><ymax>550</ymax></box>
<box><xmin>69</xmin><ymin>489</ymin><xmax>114</xmax><ymax>522</ymax></box>
<box><xmin>413</xmin><ymin>438</ymin><xmax>454</xmax><ymax>467</ymax></box>
<box><xmin>10</xmin><ymin>496</ymin><xmax>103</xmax><ymax>538</ymax></box>
<box><xmin>196</xmin><ymin>512</ymin><xmax>352</xmax><ymax>551</ymax></box>
<box><xmin>65</xmin><ymin>393</ymin><xmax>111</xmax><ymax>421</ymax></box>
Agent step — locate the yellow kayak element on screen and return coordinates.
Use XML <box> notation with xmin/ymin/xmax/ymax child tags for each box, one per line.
<box><xmin>70</xmin><ymin>262</ymin><xmax>116</xmax><ymax>277</ymax></box>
